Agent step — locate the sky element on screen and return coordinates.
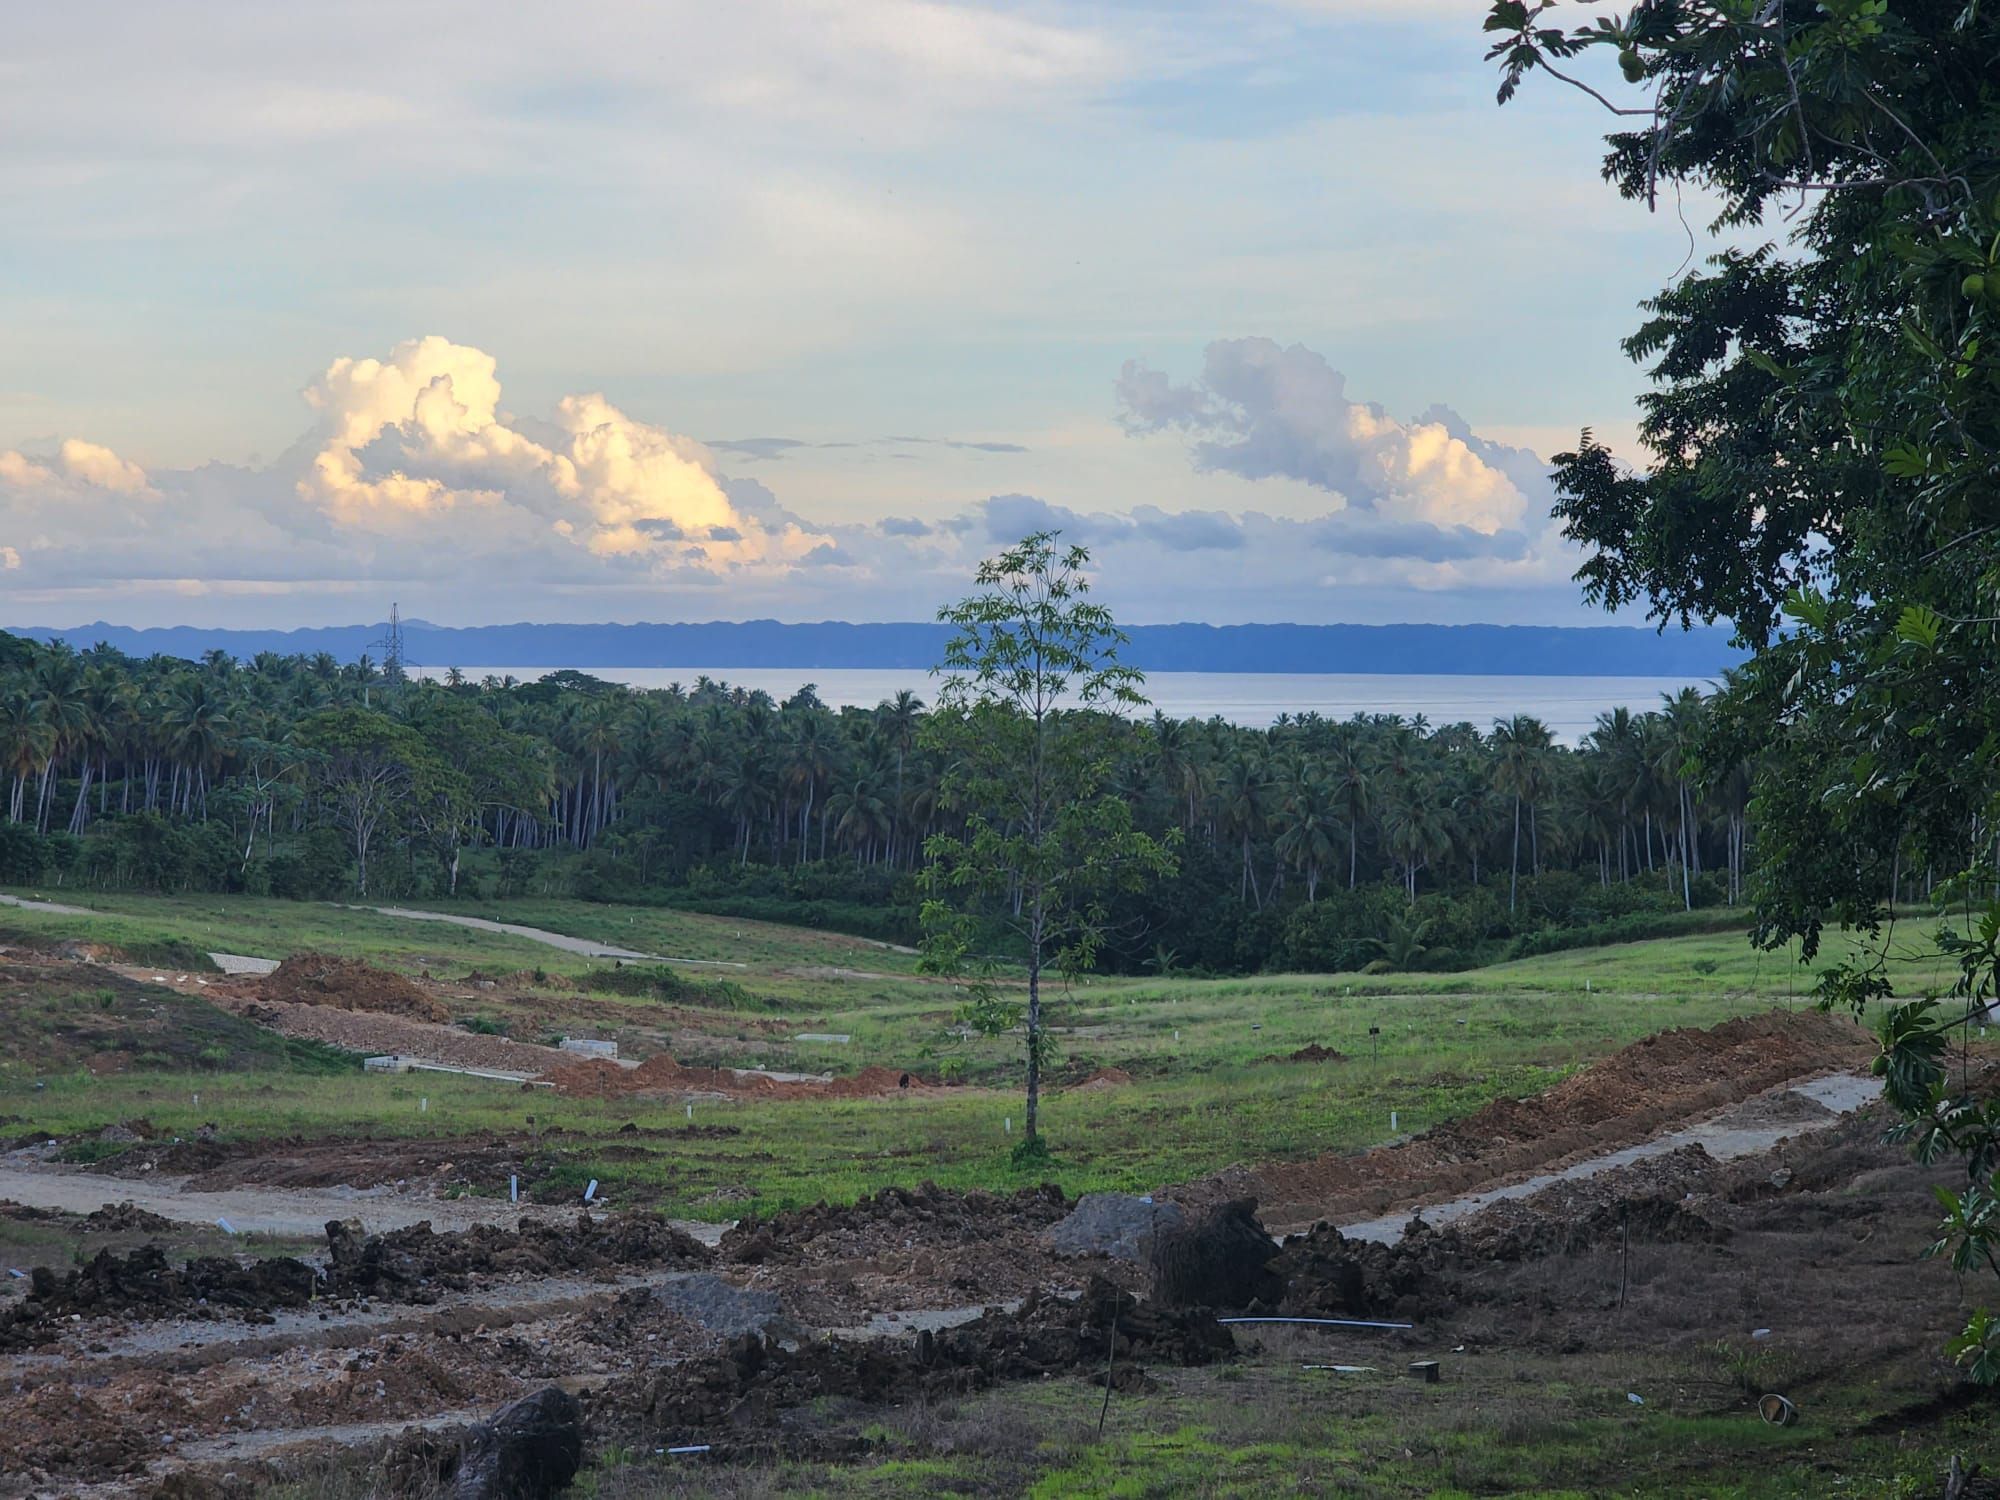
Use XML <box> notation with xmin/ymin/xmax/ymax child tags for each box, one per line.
<box><xmin>0</xmin><ymin>0</ymin><xmax>1719</xmax><ymax>631</ymax></box>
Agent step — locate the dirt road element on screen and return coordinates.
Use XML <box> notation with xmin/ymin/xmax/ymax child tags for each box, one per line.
<box><xmin>359</xmin><ymin>906</ymin><xmax>746</xmax><ymax>968</ymax></box>
<box><xmin>0</xmin><ymin>892</ymin><xmax>93</xmax><ymax>916</ymax></box>
<box><xmin>0</xmin><ymin>1162</ymin><xmax>727</xmax><ymax>1245</ymax></box>
<box><xmin>1333</xmin><ymin>1071</ymin><xmax>1881</xmax><ymax>1242</ymax></box>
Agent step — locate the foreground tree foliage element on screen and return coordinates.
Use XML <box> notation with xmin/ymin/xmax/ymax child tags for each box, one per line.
<box><xmin>917</xmin><ymin>533</ymin><xmax>1177</xmax><ymax>1156</ymax></box>
<box><xmin>1488</xmin><ymin>0</ymin><xmax>2000</xmax><ymax>1377</ymax></box>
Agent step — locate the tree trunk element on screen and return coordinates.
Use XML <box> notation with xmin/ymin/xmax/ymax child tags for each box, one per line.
<box><xmin>1509</xmin><ymin>796</ymin><xmax>1521</xmax><ymax>913</ymax></box>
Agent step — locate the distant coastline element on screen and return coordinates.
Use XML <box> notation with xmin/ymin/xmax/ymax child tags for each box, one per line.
<box><xmin>8</xmin><ymin>618</ymin><xmax>1741</xmax><ymax>678</ymax></box>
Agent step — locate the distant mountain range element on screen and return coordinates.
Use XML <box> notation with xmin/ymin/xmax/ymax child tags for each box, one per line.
<box><xmin>7</xmin><ymin>619</ymin><xmax>1742</xmax><ymax>678</ymax></box>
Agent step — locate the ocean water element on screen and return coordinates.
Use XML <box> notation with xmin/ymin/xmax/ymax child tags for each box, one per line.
<box><xmin>413</xmin><ymin>667</ymin><xmax>1715</xmax><ymax>743</ymax></box>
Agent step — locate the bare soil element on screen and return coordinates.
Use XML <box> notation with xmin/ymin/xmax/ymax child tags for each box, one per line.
<box><xmin>1214</xmin><ymin>1007</ymin><xmax>1871</xmax><ymax>1227</ymax></box>
<box><xmin>0</xmin><ymin>1008</ymin><xmax>1975</xmax><ymax>1497</ymax></box>
<box><xmin>260</xmin><ymin>953</ymin><xmax>453</xmax><ymax>1023</ymax></box>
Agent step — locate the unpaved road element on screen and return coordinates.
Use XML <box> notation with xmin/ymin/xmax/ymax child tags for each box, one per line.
<box><xmin>0</xmin><ymin>1161</ymin><xmax>728</xmax><ymax>1245</ymax></box>
<box><xmin>0</xmin><ymin>892</ymin><xmax>94</xmax><ymax>916</ymax></box>
<box><xmin>1334</xmin><ymin>1071</ymin><xmax>1880</xmax><ymax>1243</ymax></box>
<box><xmin>357</xmin><ymin>906</ymin><xmax>746</xmax><ymax>968</ymax></box>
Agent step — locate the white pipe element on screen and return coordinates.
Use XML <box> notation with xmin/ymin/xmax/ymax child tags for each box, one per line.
<box><xmin>1217</xmin><ymin>1316</ymin><xmax>1413</xmax><ymax>1330</ymax></box>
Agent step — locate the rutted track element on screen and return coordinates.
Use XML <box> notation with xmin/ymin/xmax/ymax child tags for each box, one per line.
<box><xmin>0</xmin><ymin>1164</ymin><xmax>728</xmax><ymax>1244</ymax></box>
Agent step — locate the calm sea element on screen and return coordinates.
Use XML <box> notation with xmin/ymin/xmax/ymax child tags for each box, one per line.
<box><xmin>412</xmin><ymin>667</ymin><xmax>1713</xmax><ymax>743</ymax></box>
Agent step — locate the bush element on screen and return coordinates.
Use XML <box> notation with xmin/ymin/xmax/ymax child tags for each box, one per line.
<box><xmin>0</xmin><ymin>823</ymin><xmax>46</xmax><ymax>882</ymax></box>
<box><xmin>1502</xmin><ymin>907</ymin><xmax>1750</xmax><ymax>961</ymax></box>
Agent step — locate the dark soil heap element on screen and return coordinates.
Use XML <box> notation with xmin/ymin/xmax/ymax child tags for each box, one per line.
<box><xmin>721</xmin><ymin>1181</ymin><xmax>1069</xmax><ymax>1266</ymax></box>
<box><xmin>597</xmin><ymin>1276</ymin><xmax>1235</xmax><ymax>1451</ymax></box>
<box><xmin>262</xmin><ymin>952</ymin><xmax>451</xmax><ymax>1023</ymax></box>
<box><xmin>323</xmin><ymin>1212</ymin><xmax>714</xmax><ymax>1300</ymax></box>
<box><xmin>0</xmin><ymin>1244</ymin><xmax>318</xmax><ymax>1349</ymax></box>
<box><xmin>1149</xmin><ymin>1198</ymin><xmax>1282</xmax><ymax>1309</ymax></box>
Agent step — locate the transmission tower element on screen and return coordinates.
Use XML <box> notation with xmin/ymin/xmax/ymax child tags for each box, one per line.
<box><xmin>367</xmin><ymin>603</ymin><xmax>416</xmax><ymax>695</ymax></box>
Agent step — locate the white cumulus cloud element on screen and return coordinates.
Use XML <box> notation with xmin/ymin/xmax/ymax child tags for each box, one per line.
<box><xmin>297</xmin><ymin>335</ymin><xmax>824</xmax><ymax>567</ymax></box>
<box><xmin>1117</xmin><ymin>337</ymin><xmax>1535</xmax><ymax>537</ymax></box>
<box><xmin>0</xmin><ymin>437</ymin><xmax>155</xmax><ymax>497</ymax></box>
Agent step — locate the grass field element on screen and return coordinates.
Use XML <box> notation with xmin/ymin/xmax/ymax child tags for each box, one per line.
<box><xmin>2</xmin><ymin>890</ymin><xmax>1982</xmax><ymax>1498</ymax></box>
<box><xmin>0</xmin><ymin>887</ymin><xmax>1944</xmax><ymax>1217</ymax></box>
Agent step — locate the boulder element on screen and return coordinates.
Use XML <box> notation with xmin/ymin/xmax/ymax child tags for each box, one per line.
<box><xmin>452</xmin><ymin>1387</ymin><xmax>584</xmax><ymax>1500</ymax></box>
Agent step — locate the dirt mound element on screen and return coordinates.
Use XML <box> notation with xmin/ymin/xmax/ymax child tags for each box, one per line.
<box><xmin>597</xmin><ymin>1276</ymin><xmax>1234</xmax><ymax>1450</ymax></box>
<box><xmin>324</xmin><ymin>1212</ymin><xmax>713</xmax><ymax>1301</ymax></box>
<box><xmin>1149</xmin><ymin>1198</ymin><xmax>1282</xmax><ymax>1309</ymax></box>
<box><xmin>722</xmin><ymin>1180</ymin><xmax>1068</xmax><ymax>1266</ymax></box>
<box><xmin>1068</xmin><ymin>1066</ymin><xmax>1133</xmax><ymax>1091</ymax></box>
<box><xmin>541</xmin><ymin>1052</ymin><xmax>937</xmax><ymax>1100</ymax></box>
<box><xmin>1270</xmin><ymin>1223</ymin><xmax>1442</xmax><ymax>1319</ymax></box>
<box><xmin>83</xmin><ymin>1200</ymin><xmax>177</xmax><ymax>1233</ymax></box>
<box><xmin>262</xmin><ymin>952</ymin><xmax>450</xmax><ymax>1023</ymax></box>
<box><xmin>0</xmin><ymin>1245</ymin><xmax>319</xmax><ymax>1349</ymax></box>
<box><xmin>1234</xmin><ymin>1008</ymin><xmax>1869</xmax><ymax>1227</ymax></box>
<box><xmin>1282</xmin><ymin>1043</ymin><xmax>1347</xmax><ymax>1063</ymax></box>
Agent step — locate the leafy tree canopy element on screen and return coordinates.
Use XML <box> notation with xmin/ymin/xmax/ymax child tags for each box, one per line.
<box><xmin>1488</xmin><ymin>0</ymin><xmax>2000</xmax><ymax>1376</ymax></box>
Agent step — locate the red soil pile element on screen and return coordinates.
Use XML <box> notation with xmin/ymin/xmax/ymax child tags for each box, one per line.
<box><xmin>260</xmin><ymin>952</ymin><xmax>450</xmax><ymax>1023</ymax></box>
<box><xmin>1227</xmin><ymin>1007</ymin><xmax>1870</xmax><ymax>1229</ymax></box>
<box><xmin>540</xmin><ymin>1054</ymin><xmax>935</xmax><ymax>1100</ymax></box>
<box><xmin>1284</xmin><ymin>1043</ymin><xmax>1347</xmax><ymax>1063</ymax></box>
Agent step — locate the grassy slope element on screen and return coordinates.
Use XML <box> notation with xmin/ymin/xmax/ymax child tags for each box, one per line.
<box><xmin>4</xmin><ymin>891</ymin><xmax>1979</xmax><ymax>1497</ymax></box>
<box><xmin>0</xmin><ymin>888</ymin><xmax>1939</xmax><ymax>1218</ymax></box>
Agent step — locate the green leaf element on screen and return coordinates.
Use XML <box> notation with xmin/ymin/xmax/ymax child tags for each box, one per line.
<box><xmin>1893</xmin><ymin>604</ymin><xmax>1945</xmax><ymax>651</ymax></box>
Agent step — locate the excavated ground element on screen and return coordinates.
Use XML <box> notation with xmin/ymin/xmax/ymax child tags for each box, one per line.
<box><xmin>1209</xmin><ymin>1006</ymin><xmax>1872</xmax><ymax>1228</ymax></box>
<box><xmin>0</xmin><ymin>1009</ymin><xmax>1973</xmax><ymax>1496</ymax></box>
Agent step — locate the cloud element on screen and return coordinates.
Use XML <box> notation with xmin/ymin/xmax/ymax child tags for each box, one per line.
<box><xmin>295</xmin><ymin>335</ymin><xmax>824</xmax><ymax>568</ymax></box>
<box><xmin>0</xmin><ymin>333</ymin><xmax>1588</xmax><ymax>630</ymax></box>
<box><xmin>1133</xmin><ymin>505</ymin><xmax>1243</xmax><ymax>552</ymax></box>
<box><xmin>709</xmin><ymin>437</ymin><xmax>808</xmax><ymax>461</ymax></box>
<box><xmin>712</xmin><ymin>434</ymin><xmax>1028</xmax><ymax>461</ymax></box>
<box><xmin>0</xmin><ymin>437</ymin><xmax>155</xmax><ymax>497</ymax></box>
<box><xmin>1117</xmin><ymin>337</ymin><xmax>1536</xmax><ymax>535</ymax></box>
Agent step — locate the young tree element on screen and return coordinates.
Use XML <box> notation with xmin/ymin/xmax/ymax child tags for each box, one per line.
<box><xmin>920</xmin><ymin>532</ymin><xmax>1177</xmax><ymax>1160</ymax></box>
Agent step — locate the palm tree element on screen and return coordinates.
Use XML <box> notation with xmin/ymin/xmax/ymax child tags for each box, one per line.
<box><xmin>1325</xmin><ymin>729</ymin><xmax>1372</xmax><ymax>888</ymax></box>
<box><xmin>1274</xmin><ymin>763</ymin><xmax>1338</xmax><ymax>901</ymax></box>
<box><xmin>1215</xmin><ymin>751</ymin><xmax>1271</xmax><ymax>906</ymax></box>
<box><xmin>1382</xmin><ymin>774</ymin><xmax>1454</xmax><ymax>899</ymax></box>
<box><xmin>1492</xmin><ymin>714</ymin><xmax>1553</xmax><ymax>913</ymax></box>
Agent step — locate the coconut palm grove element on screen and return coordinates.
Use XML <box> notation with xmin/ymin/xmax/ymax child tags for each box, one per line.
<box><xmin>0</xmin><ymin>617</ymin><xmax>1750</xmax><ymax>976</ymax></box>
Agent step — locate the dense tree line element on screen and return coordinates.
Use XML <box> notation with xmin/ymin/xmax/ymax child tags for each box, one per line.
<box><xmin>0</xmin><ymin>623</ymin><xmax>1761</xmax><ymax>970</ymax></box>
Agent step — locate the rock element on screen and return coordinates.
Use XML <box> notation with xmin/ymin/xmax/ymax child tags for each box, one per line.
<box><xmin>1042</xmin><ymin>1193</ymin><xmax>1185</xmax><ymax>1263</ymax></box>
<box><xmin>452</xmin><ymin>1387</ymin><xmax>584</xmax><ymax>1500</ymax></box>
<box><xmin>1148</xmin><ymin>1198</ymin><xmax>1282</xmax><ymax>1310</ymax></box>
<box><xmin>1769</xmin><ymin>1167</ymin><xmax>1795</xmax><ymax>1190</ymax></box>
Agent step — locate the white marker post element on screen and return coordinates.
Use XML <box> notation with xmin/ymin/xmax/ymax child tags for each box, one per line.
<box><xmin>584</xmin><ymin>1179</ymin><xmax>599</xmax><ymax>1204</ymax></box>
<box><xmin>510</xmin><ymin>1175</ymin><xmax>519</xmax><ymax>1204</ymax></box>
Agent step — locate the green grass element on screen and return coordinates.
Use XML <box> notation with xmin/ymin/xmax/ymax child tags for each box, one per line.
<box><xmin>0</xmin><ymin>889</ymin><xmax>1941</xmax><ymax>1219</ymax></box>
<box><xmin>566</xmin><ymin>1346</ymin><xmax>1982</xmax><ymax>1498</ymax></box>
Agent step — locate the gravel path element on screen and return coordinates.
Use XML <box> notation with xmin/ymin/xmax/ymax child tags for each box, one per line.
<box><xmin>0</xmin><ymin>1160</ymin><xmax>729</xmax><ymax>1245</ymax></box>
<box><xmin>358</xmin><ymin>905</ymin><xmax>747</xmax><ymax>968</ymax></box>
<box><xmin>1333</xmin><ymin>1072</ymin><xmax>1881</xmax><ymax>1243</ymax></box>
<box><xmin>0</xmin><ymin>892</ymin><xmax>94</xmax><ymax>916</ymax></box>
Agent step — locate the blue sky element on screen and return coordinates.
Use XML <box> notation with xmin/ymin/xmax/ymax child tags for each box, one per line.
<box><xmin>0</xmin><ymin>0</ymin><xmax>1715</xmax><ymax>629</ymax></box>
